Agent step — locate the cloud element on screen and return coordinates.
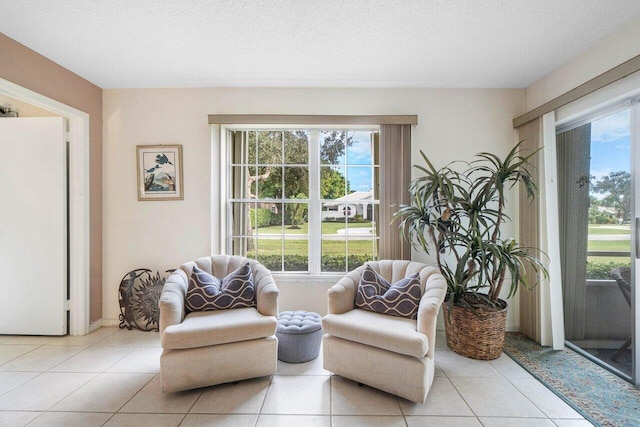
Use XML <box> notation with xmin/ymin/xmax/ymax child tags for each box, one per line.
<box><xmin>590</xmin><ymin>168</ymin><xmax>614</xmax><ymax>182</ymax></box>
<box><xmin>591</xmin><ymin>109</ymin><xmax>630</xmax><ymax>145</ymax></box>
<box><xmin>347</xmin><ymin>131</ymin><xmax>373</xmax><ymax>164</ymax></box>
<box><xmin>588</xmin><ymin>109</ymin><xmax>630</xmax><ymax>187</ymax></box>
<box><xmin>347</xmin><ymin>167</ymin><xmax>373</xmax><ymax>191</ymax></box>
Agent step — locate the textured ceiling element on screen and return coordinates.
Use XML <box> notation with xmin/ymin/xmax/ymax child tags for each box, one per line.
<box><xmin>1</xmin><ymin>0</ymin><xmax>640</xmax><ymax>89</ymax></box>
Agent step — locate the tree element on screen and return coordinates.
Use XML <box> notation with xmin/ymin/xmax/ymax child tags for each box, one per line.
<box><xmin>319</xmin><ymin>131</ymin><xmax>354</xmax><ymax>201</ymax></box>
<box><xmin>321</xmin><ymin>167</ymin><xmax>351</xmax><ymax>199</ymax></box>
<box><xmin>592</xmin><ymin>171</ymin><xmax>631</xmax><ymax>223</ymax></box>
<box><xmin>245</xmin><ymin>130</ymin><xmax>355</xmax><ymax>221</ymax></box>
<box><xmin>320</xmin><ymin>131</ymin><xmax>353</xmax><ymax>163</ymax></box>
<box><xmin>246</xmin><ymin>131</ymin><xmax>308</xmax><ymax>199</ymax></box>
<box><xmin>286</xmin><ymin>193</ymin><xmax>307</xmax><ymax>229</ymax></box>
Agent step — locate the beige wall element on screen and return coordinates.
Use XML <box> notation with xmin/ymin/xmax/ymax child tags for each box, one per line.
<box><xmin>526</xmin><ymin>15</ymin><xmax>640</xmax><ymax>111</ymax></box>
<box><xmin>103</xmin><ymin>87</ymin><xmax>526</xmax><ymax>329</ymax></box>
<box><xmin>0</xmin><ymin>32</ymin><xmax>103</xmax><ymax>323</ymax></box>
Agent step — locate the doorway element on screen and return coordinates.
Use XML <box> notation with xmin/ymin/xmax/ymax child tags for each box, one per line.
<box><xmin>0</xmin><ymin>78</ymin><xmax>90</xmax><ymax>335</ymax></box>
<box><xmin>557</xmin><ymin>105</ymin><xmax>635</xmax><ymax>381</ymax></box>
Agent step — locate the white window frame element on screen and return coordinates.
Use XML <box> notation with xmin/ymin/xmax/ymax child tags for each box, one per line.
<box><xmin>219</xmin><ymin>124</ymin><xmax>380</xmax><ymax>280</ymax></box>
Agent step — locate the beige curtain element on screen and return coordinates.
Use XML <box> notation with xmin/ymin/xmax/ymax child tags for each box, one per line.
<box><xmin>518</xmin><ymin>118</ymin><xmax>543</xmax><ymax>342</ymax></box>
<box><xmin>378</xmin><ymin>124</ymin><xmax>412</xmax><ymax>260</ymax></box>
<box><xmin>517</xmin><ymin>112</ymin><xmax>566</xmax><ymax>349</ymax></box>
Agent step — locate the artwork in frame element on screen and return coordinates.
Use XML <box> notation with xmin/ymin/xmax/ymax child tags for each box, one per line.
<box><xmin>137</xmin><ymin>145</ymin><xmax>183</xmax><ymax>201</ymax></box>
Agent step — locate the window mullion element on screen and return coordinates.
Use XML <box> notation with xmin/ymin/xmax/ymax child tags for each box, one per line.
<box><xmin>281</xmin><ymin>131</ymin><xmax>285</xmax><ymax>272</ymax></box>
<box><xmin>344</xmin><ymin>131</ymin><xmax>349</xmax><ymax>272</ymax></box>
<box><xmin>308</xmin><ymin>130</ymin><xmax>321</xmax><ymax>274</ymax></box>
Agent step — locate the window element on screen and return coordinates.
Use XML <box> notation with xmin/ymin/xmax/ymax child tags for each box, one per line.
<box><xmin>227</xmin><ymin>128</ymin><xmax>380</xmax><ymax>274</ymax></box>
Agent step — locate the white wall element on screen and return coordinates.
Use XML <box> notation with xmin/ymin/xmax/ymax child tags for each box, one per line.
<box><xmin>102</xmin><ymin>87</ymin><xmax>525</xmax><ymax>328</ymax></box>
<box><xmin>526</xmin><ymin>15</ymin><xmax>640</xmax><ymax>111</ymax></box>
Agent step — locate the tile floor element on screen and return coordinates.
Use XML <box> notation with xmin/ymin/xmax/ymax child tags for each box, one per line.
<box><xmin>0</xmin><ymin>327</ymin><xmax>592</xmax><ymax>426</ymax></box>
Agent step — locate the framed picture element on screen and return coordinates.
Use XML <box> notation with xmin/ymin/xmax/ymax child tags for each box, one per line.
<box><xmin>136</xmin><ymin>145</ymin><xmax>183</xmax><ymax>201</ymax></box>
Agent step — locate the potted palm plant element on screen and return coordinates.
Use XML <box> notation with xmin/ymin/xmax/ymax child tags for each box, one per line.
<box><xmin>394</xmin><ymin>141</ymin><xmax>547</xmax><ymax>360</ymax></box>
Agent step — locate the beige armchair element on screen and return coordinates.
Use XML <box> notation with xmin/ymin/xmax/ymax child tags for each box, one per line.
<box><xmin>322</xmin><ymin>260</ymin><xmax>446</xmax><ymax>403</ymax></box>
<box><xmin>159</xmin><ymin>255</ymin><xmax>279</xmax><ymax>392</ymax></box>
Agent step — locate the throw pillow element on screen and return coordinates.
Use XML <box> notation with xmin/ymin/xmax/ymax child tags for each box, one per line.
<box><xmin>355</xmin><ymin>265</ymin><xmax>422</xmax><ymax>319</ymax></box>
<box><xmin>185</xmin><ymin>263</ymin><xmax>256</xmax><ymax>312</ymax></box>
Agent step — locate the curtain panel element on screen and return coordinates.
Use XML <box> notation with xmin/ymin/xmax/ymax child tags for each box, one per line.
<box><xmin>518</xmin><ymin>118</ymin><xmax>543</xmax><ymax>342</ymax></box>
<box><xmin>517</xmin><ymin>113</ymin><xmax>565</xmax><ymax>349</ymax></box>
<box><xmin>379</xmin><ymin>124</ymin><xmax>412</xmax><ymax>260</ymax></box>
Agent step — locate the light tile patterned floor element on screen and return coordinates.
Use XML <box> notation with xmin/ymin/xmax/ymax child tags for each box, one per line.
<box><xmin>0</xmin><ymin>327</ymin><xmax>591</xmax><ymax>426</ymax></box>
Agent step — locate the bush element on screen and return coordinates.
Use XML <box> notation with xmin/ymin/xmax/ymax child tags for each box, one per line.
<box><xmin>255</xmin><ymin>254</ymin><xmax>375</xmax><ymax>272</ymax></box>
<box><xmin>322</xmin><ymin>216</ymin><xmax>369</xmax><ymax>224</ymax></box>
<box><xmin>249</xmin><ymin>208</ymin><xmax>272</xmax><ymax>228</ymax></box>
<box><xmin>256</xmin><ymin>254</ymin><xmax>308</xmax><ymax>271</ymax></box>
<box><xmin>590</xmin><ymin>214</ymin><xmax>616</xmax><ymax>224</ymax></box>
<box><xmin>322</xmin><ymin>216</ymin><xmax>342</xmax><ymax>222</ymax></box>
<box><xmin>586</xmin><ymin>260</ymin><xmax>630</xmax><ymax>280</ymax></box>
<box><xmin>321</xmin><ymin>254</ymin><xmax>374</xmax><ymax>272</ymax></box>
<box><xmin>270</xmin><ymin>211</ymin><xmax>282</xmax><ymax>226</ymax></box>
<box><xmin>267</xmin><ymin>211</ymin><xmax>301</xmax><ymax>226</ymax></box>
<box><xmin>285</xmin><ymin>255</ymin><xmax>309</xmax><ymax>271</ymax></box>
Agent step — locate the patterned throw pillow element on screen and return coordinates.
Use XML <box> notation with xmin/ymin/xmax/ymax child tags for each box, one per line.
<box><xmin>185</xmin><ymin>263</ymin><xmax>256</xmax><ymax>312</ymax></box>
<box><xmin>355</xmin><ymin>265</ymin><xmax>422</xmax><ymax>319</ymax></box>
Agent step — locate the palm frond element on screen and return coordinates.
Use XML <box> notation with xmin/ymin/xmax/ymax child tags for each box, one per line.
<box><xmin>393</xmin><ymin>141</ymin><xmax>547</xmax><ymax>307</ymax></box>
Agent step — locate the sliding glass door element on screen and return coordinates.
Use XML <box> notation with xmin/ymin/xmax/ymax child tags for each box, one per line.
<box><xmin>557</xmin><ymin>106</ymin><xmax>636</xmax><ymax>381</ymax></box>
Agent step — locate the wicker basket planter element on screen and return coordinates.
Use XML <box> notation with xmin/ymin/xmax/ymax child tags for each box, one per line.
<box><xmin>443</xmin><ymin>299</ymin><xmax>508</xmax><ymax>360</ymax></box>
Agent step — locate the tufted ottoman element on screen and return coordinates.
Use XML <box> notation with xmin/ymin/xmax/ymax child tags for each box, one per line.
<box><xmin>276</xmin><ymin>310</ymin><xmax>323</xmax><ymax>363</ymax></box>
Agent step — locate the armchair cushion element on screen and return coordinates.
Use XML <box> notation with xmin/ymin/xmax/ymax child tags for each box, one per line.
<box><xmin>185</xmin><ymin>264</ymin><xmax>255</xmax><ymax>312</ymax></box>
<box><xmin>323</xmin><ymin>308</ymin><xmax>429</xmax><ymax>358</ymax></box>
<box><xmin>356</xmin><ymin>265</ymin><xmax>421</xmax><ymax>319</ymax></box>
<box><xmin>161</xmin><ymin>306</ymin><xmax>277</xmax><ymax>350</ymax></box>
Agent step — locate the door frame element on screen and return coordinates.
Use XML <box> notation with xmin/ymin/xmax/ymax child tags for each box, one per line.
<box><xmin>0</xmin><ymin>77</ymin><xmax>90</xmax><ymax>336</ymax></box>
<box><xmin>631</xmin><ymin>101</ymin><xmax>640</xmax><ymax>386</ymax></box>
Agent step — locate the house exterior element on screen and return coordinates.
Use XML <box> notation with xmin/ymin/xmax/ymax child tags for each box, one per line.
<box><xmin>322</xmin><ymin>191</ymin><xmax>374</xmax><ymax>220</ymax></box>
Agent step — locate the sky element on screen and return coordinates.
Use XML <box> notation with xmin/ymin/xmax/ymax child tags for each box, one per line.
<box><xmin>321</xmin><ymin>130</ymin><xmax>375</xmax><ymax>193</ymax></box>
<box><xmin>590</xmin><ymin>109</ymin><xmax>630</xmax><ymax>184</ymax></box>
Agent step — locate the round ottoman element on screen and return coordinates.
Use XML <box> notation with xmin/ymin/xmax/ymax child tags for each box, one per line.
<box><xmin>276</xmin><ymin>310</ymin><xmax>322</xmax><ymax>363</ymax></box>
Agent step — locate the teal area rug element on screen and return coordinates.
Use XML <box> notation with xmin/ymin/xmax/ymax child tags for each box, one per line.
<box><xmin>504</xmin><ymin>333</ymin><xmax>640</xmax><ymax>427</ymax></box>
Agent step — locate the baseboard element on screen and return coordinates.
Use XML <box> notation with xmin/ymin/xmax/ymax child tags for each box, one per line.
<box><xmin>89</xmin><ymin>319</ymin><xmax>103</xmax><ymax>332</ymax></box>
<box><xmin>506</xmin><ymin>322</ymin><xmax>519</xmax><ymax>332</ymax></box>
<box><xmin>99</xmin><ymin>319</ymin><xmax>121</xmax><ymax>328</ymax></box>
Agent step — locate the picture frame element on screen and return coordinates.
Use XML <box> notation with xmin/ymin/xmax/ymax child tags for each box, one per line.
<box><xmin>136</xmin><ymin>145</ymin><xmax>183</xmax><ymax>201</ymax></box>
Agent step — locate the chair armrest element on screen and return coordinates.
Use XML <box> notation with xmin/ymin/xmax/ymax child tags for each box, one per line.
<box><xmin>327</xmin><ymin>270</ymin><xmax>360</xmax><ymax>314</ymax></box>
<box><xmin>159</xmin><ymin>271</ymin><xmax>188</xmax><ymax>335</ymax></box>
<box><xmin>256</xmin><ymin>279</ymin><xmax>279</xmax><ymax>317</ymax></box>
<box><xmin>254</xmin><ymin>264</ymin><xmax>279</xmax><ymax>317</ymax></box>
<box><xmin>416</xmin><ymin>270</ymin><xmax>447</xmax><ymax>357</ymax></box>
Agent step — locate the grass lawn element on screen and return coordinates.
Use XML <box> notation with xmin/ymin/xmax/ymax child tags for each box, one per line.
<box><xmin>588</xmin><ymin>224</ymin><xmax>631</xmax><ymax>235</ymax></box>
<box><xmin>256</xmin><ymin>221</ymin><xmax>373</xmax><ymax>235</ymax></box>
<box><xmin>588</xmin><ymin>256</ymin><xmax>630</xmax><ymax>265</ymax></box>
<box><xmin>248</xmin><ymin>238</ymin><xmax>375</xmax><ymax>256</ymax></box>
<box><xmin>587</xmin><ymin>224</ymin><xmax>631</xmax><ymax>271</ymax></box>
<box><xmin>587</xmin><ymin>239</ymin><xmax>630</xmax><ymax>252</ymax></box>
<box><xmin>247</xmin><ymin>220</ymin><xmax>376</xmax><ymax>258</ymax></box>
